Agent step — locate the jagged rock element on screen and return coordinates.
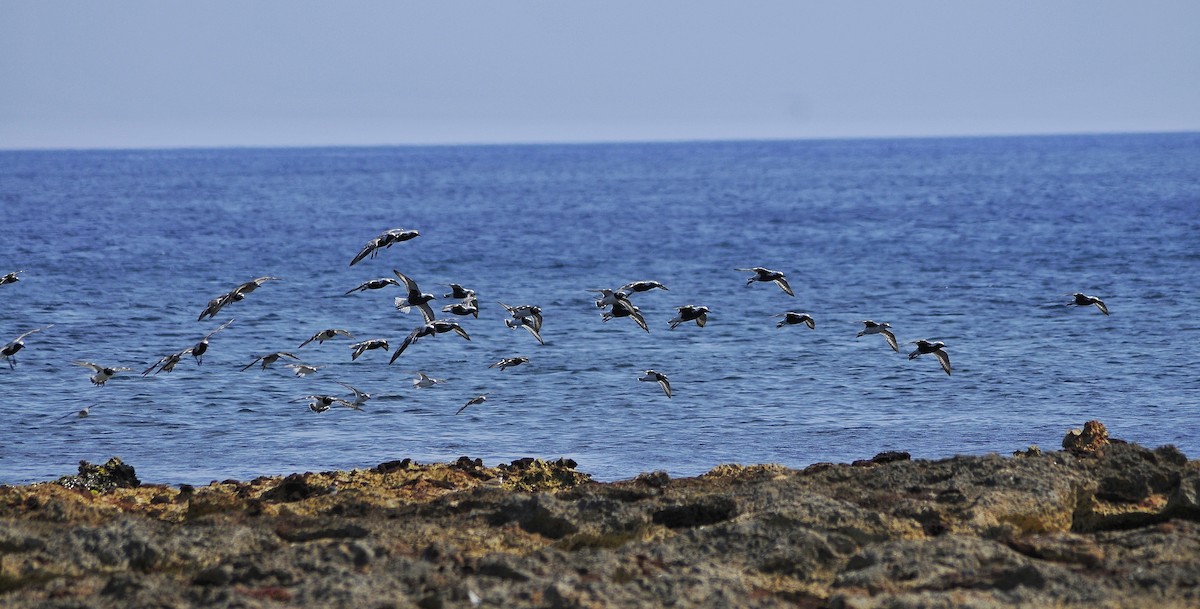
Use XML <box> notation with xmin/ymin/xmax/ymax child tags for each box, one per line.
<box><xmin>1062</xmin><ymin>420</ymin><xmax>1110</xmax><ymax>455</ymax></box>
<box><xmin>55</xmin><ymin>457</ymin><xmax>140</xmax><ymax>492</ymax></box>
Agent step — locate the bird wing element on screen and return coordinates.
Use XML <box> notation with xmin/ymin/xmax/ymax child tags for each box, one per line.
<box><xmin>881</xmin><ymin>329</ymin><xmax>899</xmax><ymax>352</ymax></box>
<box><xmin>1093</xmin><ymin>300</ymin><xmax>1109</xmax><ymax>315</ymax></box>
<box><xmin>803</xmin><ymin>315</ymin><xmax>815</xmax><ymax>329</ymax></box>
<box><xmin>392</xmin><ymin>270</ymin><xmax>420</xmax><ymax>295</ymax></box>
<box><xmin>696</xmin><ymin>312</ymin><xmax>707</xmax><ymax>327</ymax></box>
<box><xmin>519</xmin><ymin>322</ymin><xmax>544</xmax><ymax>345</ymax></box>
<box><xmin>774</xmin><ymin>277</ymin><xmax>795</xmax><ymax>297</ymax></box>
<box><xmin>935</xmin><ymin>350</ymin><xmax>952</xmax><ymax>375</ymax></box>
<box><xmin>658</xmin><ymin>378</ymin><xmax>672</xmax><ymax>398</ymax></box>
<box><xmin>631</xmin><ymin>308</ymin><xmax>650</xmax><ymax>333</ymax></box>
<box><xmin>350</xmin><ymin>238</ymin><xmax>381</xmax><ymax>266</ymax></box>
<box><xmin>73</xmin><ymin>361</ymin><xmax>102</xmax><ymax>372</ymax></box>
<box><xmin>416</xmin><ymin>302</ymin><xmax>436</xmax><ymax>324</ymax></box>
<box><xmin>240</xmin><ymin>356</ymin><xmax>264</xmax><ymax>371</ymax></box>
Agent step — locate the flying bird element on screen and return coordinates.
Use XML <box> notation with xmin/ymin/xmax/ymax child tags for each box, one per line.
<box><xmin>909</xmin><ymin>340</ymin><xmax>952</xmax><ymax>376</ymax></box>
<box><xmin>73</xmin><ymin>361</ymin><xmax>133</xmax><ymax>386</ymax></box>
<box><xmin>499</xmin><ymin>302</ymin><xmax>543</xmax><ymax>332</ymax></box>
<box><xmin>337</xmin><ymin>381</ymin><xmax>371</xmax><ymax>408</ymax></box>
<box><xmin>738</xmin><ymin>267</ymin><xmax>794</xmax><ymax>297</ymax></box>
<box><xmin>296</xmin><ymin>395</ymin><xmax>355</xmax><ymax>413</ymax></box>
<box><xmin>669</xmin><ymin>305</ymin><xmax>709</xmax><ymax>329</ymax></box>
<box><xmin>776</xmin><ymin>312</ymin><xmax>815</xmax><ymax>329</ymax></box>
<box><xmin>142</xmin><ymin>349</ymin><xmax>190</xmax><ymax>376</ymax></box>
<box><xmin>444</xmin><ymin>284</ymin><xmax>476</xmax><ymax>300</ymax></box>
<box><xmin>190</xmin><ymin>318</ymin><xmax>234</xmax><ymax>365</ymax></box>
<box><xmin>1</xmin><ymin>270</ymin><xmax>24</xmax><ymax>285</ymax></box>
<box><xmin>489</xmin><ymin>356</ymin><xmax>529</xmax><ymax>371</ymax></box>
<box><xmin>506</xmin><ymin>316</ymin><xmax>545</xmax><ymax>345</ymax></box>
<box><xmin>457</xmin><ymin>394</ymin><xmax>488</xmax><ymax>415</ymax></box>
<box><xmin>349</xmin><ymin>228</ymin><xmax>420</xmax><ymax>266</ymax></box>
<box><xmin>285</xmin><ymin>363</ymin><xmax>322</xmax><ymax>377</ymax></box>
<box><xmin>2</xmin><ymin>325</ymin><xmax>53</xmax><ymax>369</ymax></box>
<box><xmin>442</xmin><ymin>301</ymin><xmax>480</xmax><ymax>318</ymax></box>
<box><xmin>412</xmin><ymin>371</ymin><xmax>444</xmax><ymax>389</ymax></box>
<box><xmin>620</xmin><ymin>280</ymin><xmax>669</xmax><ymax>293</ymax></box>
<box><xmin>350</xmin><ymin>339</ymin><xmax>390</xmax><ymax>361</ymax></box>
<box><xmin>392</xmin><ymin>270</ymin><xmax>438</xmax><ymax>323</ymax></box>
<box><xmin>346</xmin><ymin>277</ymin><xmax>400</xmax><ymax>295</ymax></box>
<box><xmin>601</xmin><ymin>296</ymin><xmax>649</xmax><ymax>332</ymax></box>
<box><xmin>1070</xmin><ymin>292</ymin><xmax>1109</xmax><ymax>315</ymax></box>
<box><xmin>857</xmin><ymin>320</ymin><xmax>899</xmax><ymax>352</ymax></box>
<box><xmin>240</xmin><ymin>351</ymin><xmax>300</xmax><ymax>371</ymax></box>
<box><xmin>589</xmin><ymin>288</ymin><xmax>629</xmax><ymax>309</ymax></box>
<box><xmin>198</xmin><ymin>276</ymin><xmax>281</xmax><ymax>320</ymax></box>
<box><xmin>639</xmin><ymin>369</ymin><xmax>672</xmax><ymax>398</ymax></box>
<box><xmin>298</xmin><ymin>328</ymin><xmax>356</xmax><ymax>348</ymax></box>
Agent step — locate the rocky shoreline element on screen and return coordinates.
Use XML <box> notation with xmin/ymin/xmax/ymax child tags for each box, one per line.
<box><xmin>3</xmin><ymin>421</ymin><xmax>1199</xmax><ymax>608</ymax></box>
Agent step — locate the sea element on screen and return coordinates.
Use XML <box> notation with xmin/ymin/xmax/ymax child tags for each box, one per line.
<box><xmin>1</xmin><ymin>133</ymin><xmax>1198</xmax><ymax>485</ymax></box>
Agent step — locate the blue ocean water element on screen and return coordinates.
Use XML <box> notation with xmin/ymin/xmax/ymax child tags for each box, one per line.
<box><xmin>1</xmin><ymin>134</ymin><xmax>1198</xmax><ymax>485</ymax></box>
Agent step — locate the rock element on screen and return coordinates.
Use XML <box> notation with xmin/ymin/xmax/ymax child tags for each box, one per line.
<box><xmin>1063</xmin><ymin>420</ymin><xmax>1110</xmax><ymax>455</ymax></box>
<box><xmin>55</xmin><ymin>457</ymin><xmax>140</xmax><ymax>492</ymax></box>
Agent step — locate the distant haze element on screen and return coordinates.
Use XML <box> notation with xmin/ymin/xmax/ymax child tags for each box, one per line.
<box><xmin>2</xmin><ymin>1</ymin><xmax>1198</xmax><ymax>149</ymax></box>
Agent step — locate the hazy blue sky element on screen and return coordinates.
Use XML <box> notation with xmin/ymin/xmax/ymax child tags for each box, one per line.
<box><xmin>2</xmin><ymin>1</ymin><xmax>1198</xmax><ymax>149</ymax></box>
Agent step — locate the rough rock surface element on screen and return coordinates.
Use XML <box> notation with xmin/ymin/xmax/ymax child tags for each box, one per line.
<box><xmin>3</xmin><ymin>424</ymin><xmax>1200</xmax><ymax>608</ymax></box>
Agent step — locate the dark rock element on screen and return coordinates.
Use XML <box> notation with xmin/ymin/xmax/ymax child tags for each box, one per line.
<box><xmin>261</xmin><ymin>473</ymin><xmax>326</xmax><ymax>502</ymax></box>
<box><xmin>652</xmin><ymin>496</ymin><xmax>737</xmax><ymax>529</ymax></box>
<box><xmin>1093</xmin><ymin>442</ymin><xmax>1181</xmax><ymax>503</ymax></box>
<box><xmin>374</xmin><ymin>458</ymin><xmax>412</xmax><ymax>473</ymax></box>
<box><xmin>55</xmin><ymin>457</ymin><xmax>140</xmax><ymax>492</ymax></box>
<box><xmin>275</xmin><ymin>521</ymin><xmax>370</xmax><ymax>542</ymax></box>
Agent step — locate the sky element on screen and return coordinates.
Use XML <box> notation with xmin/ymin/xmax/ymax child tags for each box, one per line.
<box><xmin>2</xmin><ymin>1</ymin><xmax>1199</xmax><ymax>150</ymax></box>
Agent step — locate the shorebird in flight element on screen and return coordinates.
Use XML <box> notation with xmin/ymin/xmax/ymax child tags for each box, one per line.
<box><xmin>620</xmin><ymin>280</ymin><xmax>669</xmax><ymax>294</ymax></box>
<box><xmin>298</xmin><ymin>328</ymin><xmax>356</xmax><ymax>348</ymax></box>
<box><xmin>1</xmin><ymin>270</ymin><xmax>24</xmax><ymax>285</ymax></box>
<box><xmin>240</xmin><ymin>351</ymin><xmax>300</xmax><ymax>371</ymax></box>
<box><xmin>190</xmin><ymin>318</ymin><xmax>234</xmax><ymax>365</ymax></box>
<box><xmin>669</xmin><ymin>305</ymin><xmax>709</xmax><ymax>329</ymax></box>
<box><xmin>639</xmin><ymin>369</ymin><xmax>672</xmax><ymax>398</ymax></box>
<box><xmin>601</xmin><ymin>296</ymin><xmax>649</xmax><ymax>332</ymax></box>
<box><xmin>776</xmin><ymin>312</ymin><xmax>815</xmax><ymax>329</ymax></box>
<box><xmin>73</xmin><ymin>361</ymin><xmax>133</xmax><ymax>386</ymax></box>
<box><xmin>349</xmin><ymin>228</ymin><xmax>420</xmax><ymax>266</ymax></box>
<box><xmin>392</xmin><ymin>270</ymin><xmax>438</xmax><ymax>323</ymax></box>
<box><xmin>442</xmin><ymin>301</ymin><xmax>480</xmax><ymax>318</ymax></box>
<box><xmin>738</xmin><ymin>267</ymin><xmax>794</xmax><ymax>296</ymax></box>
<box><xmin>55</xmin><ymin>403</ymin><xmax>101</xmax><ymax>421</ymax></box>
<box><xmin>337</xmin><ymin>381</ymin><xmax>371</xmax><ymax>408</ymax></box>
<box><xmin>296</xmin><ymin>394</ymin><xmax>355</xmax><ymax>413</ymax></box>
<box><xmin>412</xmin><ymin>371</ymin><xmax>444</xmax><ymax>389</ymax></box>
<box><xmin>285</xmin><ymin>363</ymin><xmax>322</xmax><ymax>377</ymax></box>
<box><xmin>589</xmin><ymin>288</ymin><xmax>628</xmax><ymax>309</ymax></box>
<box><xmin>857</xmin><ymin>320</ymin><xmax>899</xmax><ymax>351</ymax></box>
<box><xmin>499</xmin><ymin>302</ymin><xmax>543</xmax><ymax>332</ymax></box>
<box><xmin>489</xmin><ymin>356</ymin><xmax>529</xmax><ymax>371</ymax></box>
<box><xmin>909</xmin><ymin>340</ymin><xmax>952</xmax><ymax>376</ymax></box>
<box><xmin>506</xmin><ymin>316</ymin><xmax>545</xmax><ymax>345</ymax></box>
<box><xmin>142</xmin><ymin>348</ymin><xmax>190</xmax><ymax>376</ymax></box>
<box><xmin>444</xmin><ymin>284</ymin><xmax>476</xmax><ymax>300</ymax></box>
<box><xmin>350</xmin><ymin>339</ymin><xmax>390</xmax><ymax>361</ymax></box>
<box><xmin>457</xmin><ymin>394</ymin><xmax>488</xmax><ymax>415</ymax></box>
<box><xmin>1070</xmin><ymin>292</ymin><xmax>1109</xmax><ymax>315</ymax></box>
<box><xmin>346</xmin><ymin>277</ymin><xmax>400</xmax><ymax>295</ymax></box>
<box><xmin>198</xmin><ymin>276</ymin><xmax>281</xmax><ymax>320</ymax></box>
<box><xmin>2</xmin><ymin>325</ymin><xmax>52</xmax><ymax>369</ymax></box>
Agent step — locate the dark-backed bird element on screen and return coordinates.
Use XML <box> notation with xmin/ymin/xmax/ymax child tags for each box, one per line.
<box><xmin>73</xmin><ymin>361</ymin><xmax>132</xmax><ymax>386</ymax></box>
<box><xmin>589</xmin><ymin>288</ymin><xmax>628</xmax><ymax>309</ymax></box>
<box><xmin>350</xmin><ymin>339</ymin><xmax>389</xmax><ymax>361</ymax></box>
<box><xmin>457</xmin><ymin>394</ymin><xmax>488</xmax><ymax>415</ymax></box>
<box><xmin>909</xmin><ymin>340</ymin><xmax>952</xmax><ymax>376</ymax></box>
<box><xmin>738</xmin><ymin>267</ymin><xmax>794</xmax><ymax>296</ymax></box>
<box><xmin>621</xmin><ymin>280</ymin><xmax>668</xmax><ymax>293</ymax></box>
<box><xmin>392</xmin><ymin>270</ymin><xmax>438</xmax><ymax>323</ymax></box>
<box><xmin>489</xmin><ymin>356</ymin><xmax>529</xmax><ymax>371</ymax></box>
<box><xmin>669</xmin><ymin>305</ymin><xmax>709</xmax><ymax>329</ymax></box>
<box><xmin>346</xmin><ymin>277</ymin><xmax>400</xmax><ymax>295</ymax></box>
<box><xmin>299</xmin><ymin>328</ymin><xmax>355</xmax><ymax>348</ymax></box>
<box><xmin>240</xmin><ymin>351</ymin><xmax>299</xmax><ymax>371</ymax></box>
<box><xmin>499</xmin><ymin>302</ymin><xmax>543</xmax><ymax>332</ymax></box>
<box><xmin>142</xmin><ymin>349</ymin><xmax>190</xmax><ymax>376</ymax></box>
<box><xmin>2</xmin><ymin>325</ymin><xmax>52</xmax><ymax>369</ymax></box>
<box><xmin>296</xmin><ymin>395</ymin><xmax>355</xmax><ymax>413</ymax></box>
<box><xmin>1070</xmin><ymin>293</ymin><xmax>1109</xmax><ymax>315</ymax></box>
<box><xmin>442</xmin><ymin>301</ymin><xmax>480</xmax><ymax>318</ymax></box>
<box><xmin>349</xmin><ymin>228</ymin><xmax>420</xmax><ymax>266</ymax></box>
<box><xmin>857</xmin><ymin>320</ymin><xmax>898</xmax><ymax>352</ymax></box>
<box><xmin>198</xmin><ymin>276</ymin><xmax>281</xmax><ymax>320</ymax></box>
<box><xmin>285</xmin><ymin>363</ymin><xmax>322</xmax><ymax>377</ymax></box>
<box><xmin>601</xmin><ymin>296</ymin><xmax>649</xmax><ymax>332</ymax></box>
<box><xmin>639</xmin><ymin>369</ymin><xmax>672</xmax><ymax>398</ymax></box>
<box><xmin>506</xmin><ymin>317</ymin><xmax>545</xmax><ymax>345</ymax></box>
<box><xmin>444</xmin><ymin>284</ymin><xmax>475</xmax><ymax>300</ymax></box>
<box><xmin>776</xmin><ymin>312</ymin><xmax>815</xmax><ymax>329</ymax></box>
<box><xmin>191</xmin><ymin>318</ymin><xmax>234</xmax><ymax>365</ymax></box>
<box><xmin>1</xmin><ymin>270</ymin><xmax>24</xmax><ymax>285</ymax></box>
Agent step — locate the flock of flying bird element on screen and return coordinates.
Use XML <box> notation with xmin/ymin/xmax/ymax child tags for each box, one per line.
<box><xmin>1</xmin><ymin>237</ymin><xmax>1112</xmax><ymax>416</ymax></box>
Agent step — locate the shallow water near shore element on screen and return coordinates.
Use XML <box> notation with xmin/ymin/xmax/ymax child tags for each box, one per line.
<box><xmin>2</xmin><ymin>134</ymin><xmax>1198</xmax><ymax>485</ymax></box>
